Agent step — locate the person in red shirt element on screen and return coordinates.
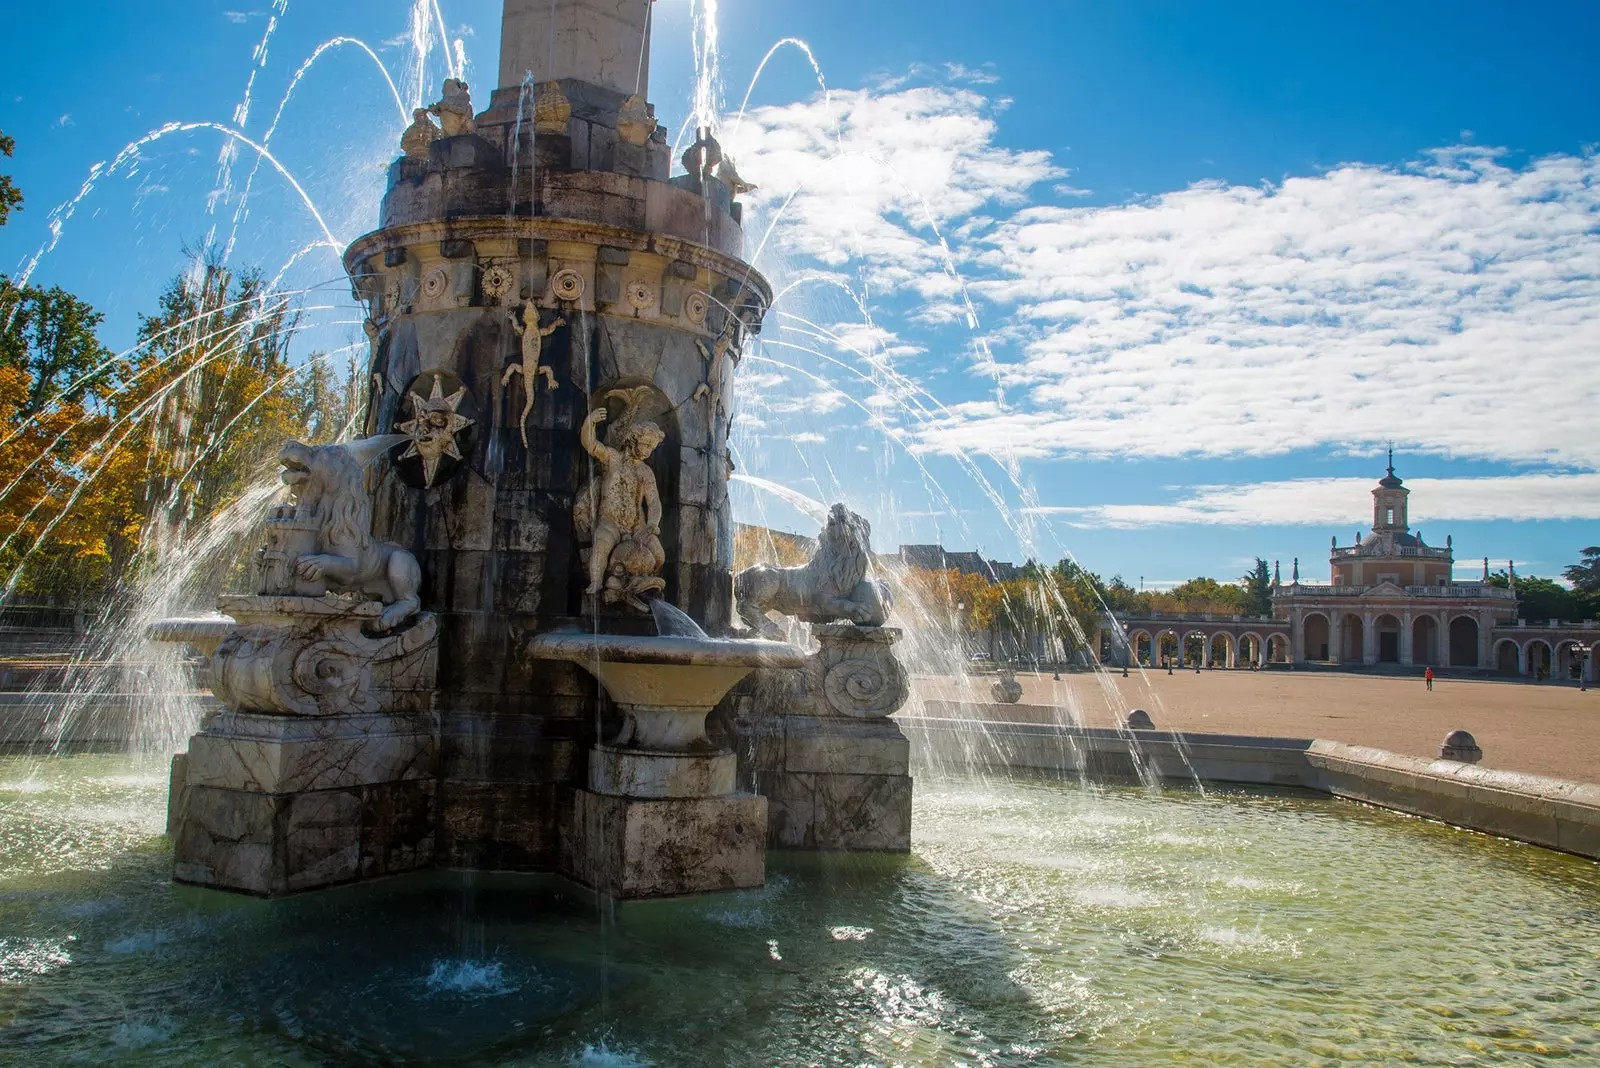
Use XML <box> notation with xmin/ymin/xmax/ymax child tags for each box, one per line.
<box><xmin>1424</xmin><ymin>666</ymin><xmax>1434</xmax><ymax>691</ymax></box>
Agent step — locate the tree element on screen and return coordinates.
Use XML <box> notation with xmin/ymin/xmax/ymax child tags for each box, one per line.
<box><xmin>1485</xmin><ymin>570</ymin><xmax>1581</xmax><ymax>622</ymax></box>
<box><xmin>0</xmin><ymin>281</ymin><xmax>113</xmax><ymax>413</ymax></box>
<box><xmin>0</xmin><ymin>129</ymin><xmax>22</xmax><ymax>229</ymax></box>
<box><xmin>1564</xmin><ymin>547</ymin><xmax>1600</xmax><ymax>594</ymax></box>
<box><xmin>1241</xmin><ymin>557</ymin><xmax>1273</xmax><ymax>616</ymax></box>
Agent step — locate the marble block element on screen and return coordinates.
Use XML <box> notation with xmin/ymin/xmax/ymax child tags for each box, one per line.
<box><xmin>183</xmin><ymin>710</ymin><xmax>438</xmax><ymax>794</ymax></box>
<box><xmin>589</xmin><ymin>745</ymin><xmax>735</xmax><ymax>798</ymax></box>
<box><xmin>171</xmin><ymin>779</ymin><xmax>435</xmax><ymax>896</ymax></box>
<box><xmin>763</xmin><ymin>770</ymin><xmax>912</xmax><ymax>853</ymax></box>
<box><xmin>170</xmin><ymin>710</ymin><xmax>440</xmax><ymax>896</ymax></box>
<box><xmin>561</xmin><ymin>789</ymin><xmax>766</xmax><ymax>899</ymax></box>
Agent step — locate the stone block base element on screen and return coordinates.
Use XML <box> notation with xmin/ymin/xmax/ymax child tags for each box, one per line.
<box><xmin>559</xmin><ymin>788</ymin><xmax>766</xmax><ymax>899</ymax></box>
<box><xmin>743</xmin><ymin>715</ymin><xmax>913</xmax><ymax>853</ymax></box>
<box><xmin>589</xmin><ymin>745</ymin><xmax>735</xmax><ymax>798</ymax></box>
<box><xmin>169</xmin><ymin>711</ymin><xmax>438</xmax><ymax>896</ymax></box>
<box><xmin>762</xmin><ymin>770</ymin><xmax>913</xmax><ymax>852</ymax></box>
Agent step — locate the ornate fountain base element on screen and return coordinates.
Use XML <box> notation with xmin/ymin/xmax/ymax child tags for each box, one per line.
<box><xmin>168</xmin><ymin>597</ymin><xmax>441</xmax><ymax>897</ymax></box>
<box><xmin>532</xmin><ymin>624</ymin><xmax>803</xmax><ymax>899</ymax></box>
<box><xmin>562</xmin><ymin>713</ymin><xmax>768</xmax><ymax>899</ymax></box>
<box><xmin>740</xmin><ymin>624</ymin><xmax>914</xmax><ymax>852</ymax></box>
<box><xmin>562</xmin><ymin>787</ymin><xmax>768</xmax><ymax>900</ymax></box>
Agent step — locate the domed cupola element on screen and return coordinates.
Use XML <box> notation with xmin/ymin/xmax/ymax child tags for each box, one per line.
<box><xmin>1372</xmin><ymin>450</ymin><xmax>1409</xmax><ymax>533</ymax></box>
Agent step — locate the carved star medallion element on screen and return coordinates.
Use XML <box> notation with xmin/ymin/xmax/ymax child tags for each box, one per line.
<box><xmin>396</xmin><ymin>376</ymin><xmax>474</xmax><ymax>486</ymax></box>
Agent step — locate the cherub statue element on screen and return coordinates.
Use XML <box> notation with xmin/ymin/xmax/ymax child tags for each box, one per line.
<box><xmin>574</xmin><ymin>395</ymin><xmax>666</xmax><ymax>604</ymax></box>
<box><xmin>400</xmin><ymin>107</ymin><xmax>441</xmax><ymax>160</ymax></box>
<box><xmin>503</xmin><ymin>305</ymin><xmax>564</xmax><ymax>447</ymax></box>
<box><xmin>430</xmin><ymin>79</ymin><xmax>475</xmax><ymax>137</ymax></box>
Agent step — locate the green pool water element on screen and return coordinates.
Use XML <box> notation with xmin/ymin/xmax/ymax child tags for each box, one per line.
<box><xmin>1</xmin><ymin>754</ymin><xmax>1597</xmax><ymax>1065</ymax></box>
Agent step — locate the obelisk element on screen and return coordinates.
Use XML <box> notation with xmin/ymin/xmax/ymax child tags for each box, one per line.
<box><xmin>499</xmin><ymin>0</ymin><xmax>652</xmax><ymax>97</ymax></box>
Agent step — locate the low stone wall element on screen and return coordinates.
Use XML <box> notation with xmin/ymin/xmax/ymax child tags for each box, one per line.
<box><xmin>900</xmin><ymin>716</ymin><xmax>1600</xmax><ymax>861</ymax></box>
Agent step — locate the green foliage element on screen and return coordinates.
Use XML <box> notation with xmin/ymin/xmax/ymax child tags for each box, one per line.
<box><xmin>1241</xmin><ymin>557</ymin><xmax>1273</xmax><ymax>616</ymax></box>
<box><xmin>0</xmin><ymin>250</ymin><xmax>361</xmax><ymax>605</ymax></box>
<box><xmin>1485</xmin><ymin>570</ymin><xmax>1590</xmax><ymax>622</ymax></box>
<box><xmin>1564</xmin><ymin>547</ymin><xmax>1600</xmax><ymax>595</ymax></box>
<box><xmin>0</xmin><ymin>129</ymin><xmax>22</xmax><ymax>229</ymax></box>
<box><xmin>0</xmin><ymin>279</ymin><xmax>112</xmax><ymax>413</ymax></box>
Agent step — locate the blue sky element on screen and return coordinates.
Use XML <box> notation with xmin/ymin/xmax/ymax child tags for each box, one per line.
<box><xmin>2</xmin><ymin>1</ymin><xmax>1598</xmax><ymax>587</ymax></box>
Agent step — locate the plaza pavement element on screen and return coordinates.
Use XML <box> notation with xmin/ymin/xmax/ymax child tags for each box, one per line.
<box><xmin>912</xmin><ymin>668</ymin><xmax>1599</xmax><ymax>785</ymax></box>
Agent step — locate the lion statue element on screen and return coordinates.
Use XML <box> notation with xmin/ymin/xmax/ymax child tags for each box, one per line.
<box><xmin>278</xmin><ymin>440</ymin><xmax>422</xmax><ymax>632</ymax></box>
<box><xmin>735</xmin><ymin>503</ymin><xmax>890</xmax><ymax>634</ymax></box>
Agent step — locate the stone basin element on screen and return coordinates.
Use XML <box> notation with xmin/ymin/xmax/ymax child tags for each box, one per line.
<box><xmin>532</xmin><ymin>630</ymin><xmax>803</xmax><ymax>751</ymax></box>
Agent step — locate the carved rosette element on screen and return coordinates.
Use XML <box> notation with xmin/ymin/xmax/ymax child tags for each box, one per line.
<box><xmin>210</xmin><ymin>596</ymin><xmax>439</xmax><ymax>717</ymax></box>
<box><xmin>805</xmin><ymin>624</ymin><xmax>909</xmax><ymax>720</ymax></box>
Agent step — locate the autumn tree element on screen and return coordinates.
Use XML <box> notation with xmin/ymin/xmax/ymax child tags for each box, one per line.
<box><xmin>0</xmin><ymin>129</ymin><xmax>21</xmax><ymax>229</ymax></box>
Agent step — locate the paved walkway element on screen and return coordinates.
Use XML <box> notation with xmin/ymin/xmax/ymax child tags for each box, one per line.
<box><xmin>912</xmin><ymin>668</ymin><xmax>1600</xmax><ymax>784</ymax></box>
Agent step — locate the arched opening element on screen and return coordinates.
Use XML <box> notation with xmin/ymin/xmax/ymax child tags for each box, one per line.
<box><xmin>1208</xmin><ymin>632</ymin><xmax>1234</xmax><ymax>668</ymax></box>
<box><xmin>1556</xmin><ymin>641</ymin><xmax>1584</xmax><ymax>681</ymax></box>
<box><xmin>1494</xmin><ymin>639</ymin><xmax>1520</xmax><ymax>675</ymax></box>
<box><xmin>1156</xmin><ymin>631</ymin><xmax>1179</xmax><ymax>666</ymax></box>
<box><xmin>1412</xmin><ymin>615</ymin><xmax>1439</xmax><ymax>666</ymax></box>
<box><xmin>1183</xmin><ymin>632</ymin><xmax>1206</xmax><ymax>667</ymax></box>
<box><xmin>1448</xmin><ymin>616</ymin><xmax>1480</xmax><ymax>668</ymax></box>
<box><xmin>1375</xmin><ymin>614</ymin><xmax>1402</xmax><ymax>663</ymax></box>
<box><xmin>1131</xmin><ymin>631</ymin><xmax>1153</xmax><ymax>666</ymax></box>
<box><xmin>1302</xmin><ymin>614</ymin><xmax>1330</xmax><ymax>662</ymax></box>
<box><xmin>1239</xmin><ymin>632</ymin><xmax>1263</xmax><ymax>667</ymax></box>
<box><xmin>1524</xmin><ymin>640</ymin><xmax>1552</xmax><ymax>680</ymax></box>
<box><xmin>1341</xmin><ymin>614</ymin><xmax>1365</xmax><ymax>663</ymax></box>
<box><xmin>1267</xmin><ymin>634</ymin><xmax>1291</xmax><ymax>663</ymax></box>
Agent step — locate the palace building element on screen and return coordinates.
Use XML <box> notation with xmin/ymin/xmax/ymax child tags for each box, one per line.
<box><xmin>1100</xmin><ymin>457</ymin><xmax>1600</xmax><ymax>681</ymax></box>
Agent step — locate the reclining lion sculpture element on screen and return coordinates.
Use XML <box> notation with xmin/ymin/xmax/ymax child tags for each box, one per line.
<box><xmin>735</xmin><ymin>503</ymin><xmax>890</xmax><ymax>634</ymax></box>
<box><xmin>278</xmin><ymin>440</ymin><xmax>422</xmax><ymax>632</ymax></box>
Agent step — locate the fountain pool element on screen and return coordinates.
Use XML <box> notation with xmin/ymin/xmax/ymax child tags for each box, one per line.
<box><xmin>3</xmin><ymin>753</ymin><xmax>1597</xmax><ymax>1065</ymax></box>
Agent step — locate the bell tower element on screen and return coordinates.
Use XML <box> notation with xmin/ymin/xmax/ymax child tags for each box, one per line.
<box><xmin>1372</xmin><ymin>449</ymin><xmax>1409</xmax><ymax>533</ymax></box>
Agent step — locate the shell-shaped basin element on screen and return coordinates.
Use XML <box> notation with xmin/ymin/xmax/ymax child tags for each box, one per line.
<box><xmin>531</xmin><ymin>632</ymin><xmax>805</xmax><ymax>711</ymax></box>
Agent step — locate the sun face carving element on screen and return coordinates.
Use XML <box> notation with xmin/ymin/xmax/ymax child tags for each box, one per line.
<box><xmin>396</xmin><ymin>375</ymin><xmax>475</xmax><ymax>487</ymax></box>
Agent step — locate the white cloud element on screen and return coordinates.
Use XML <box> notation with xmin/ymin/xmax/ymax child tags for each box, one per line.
<box><xmin>1027</xmin><ymin>473</ymin><xmax>1600</xmax><ymax>528</ymax></box>
<box><xmin>54</xmin><ymin>114</ymin><xmax>72</xmax><ymax>128</ymax></box>
<box><xmin>223</xmin><ymin>10</ymin><xmax>253</xmax><ymax>23</ymax></box>
<box><xmin>732</xmin><ymin>83</ymin><xmax>1600</xmax><ymax>475</ymax></box>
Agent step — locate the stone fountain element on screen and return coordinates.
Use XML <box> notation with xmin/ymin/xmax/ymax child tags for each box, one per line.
<box><xmin>158</xmin><ymin>0</ymin><xmax>912</xmax><ymax>900</ymax></box>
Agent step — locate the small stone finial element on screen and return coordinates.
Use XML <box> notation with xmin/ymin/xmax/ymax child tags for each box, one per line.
<box><xmin>1509</xmin><ymin>560</ymin><xmax>1517</xmax><ymax>589</ymax></box>
<box><xmin>533</xmin><ymin>81</ymin><xmax>572</xmax><ymax>135</ymax></box>
<box><xmin>1483</xmin><ymin>556</ymin><xmax>1490</xmax><ymax>582</ymax></box>
<box><xmin>616</xmin><ymin>93</ymin><xmax>653</xmax><ymax>145</ymax></box>
<box><xmin>1332</xmin><ymin>535</ymin><xmax>1337</xmax><ymax>549</ymax></box>
<box><xmin>400</xmin><ymin>107</ymin><xmax>442</xmax><ymax>160</ymax></box>
<box><xmin>430</xmin><ymin>78</ymin><xmax>475</xmax><ymax>137</ymax></box>
<box><xmin>1439</xmin><ymin>729</ymin><xmax>1483</xmax><ymax>764</ymax></box>
<box><xmin>1387</xmin><ymin>447</ymin><xmax>1394</xmax><ymax>476</ymax></box>
<box><xmin>1126</xmin><ymin>709</ymin><xmax>1155</xmax><ymax>730</ymax></box>
<box><xmin>1292</xmin><ymin>557</ymin><xmax>1300</xmax><ymax>582</ymax></box>
<box><xmin>1274</xmin><ymin>560</ymin><xmax>1281</xmax><ymax>585</ymax></box>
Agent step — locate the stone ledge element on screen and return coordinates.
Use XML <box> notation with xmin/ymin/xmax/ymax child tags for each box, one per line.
<box><xmin>900</xmin><ymin>716</ymin><xmax>1600</xmax><ymax>860</ymax></box>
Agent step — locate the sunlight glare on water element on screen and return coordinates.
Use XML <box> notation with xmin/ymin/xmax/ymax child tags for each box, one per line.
<box><xmin>1</xmin><ymin>755</ymin><xmax>1597</xmax><ymax>1064</ymax></box>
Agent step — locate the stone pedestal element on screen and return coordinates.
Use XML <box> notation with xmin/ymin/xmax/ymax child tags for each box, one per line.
<box><xmin>561</xmin><ymin>788</ymin><xmax>766</xmax><ymax>899</ymax></box>
<box><xmin>561</xmin><ymin>736</ymin><xmax>767</xmax><ymax>899</ymax></box>
<box><xmin>756</xmin><ymin>714</ymin><xmax>912</xmax><ymax>852</ymax></box>
<box><xmin>170</xmin><ymin>709</ymin><xmax>438</xmax><ymax>896</ymax></box>
<box><xmin>740</xmin><ymin>624</ymin><xmax>914</xmax><ymax>852</ymax></box>
<box><xmin>169</xmin><ymin>597</ymin><xmax>441</xmax><ymax>897</ymax></box>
